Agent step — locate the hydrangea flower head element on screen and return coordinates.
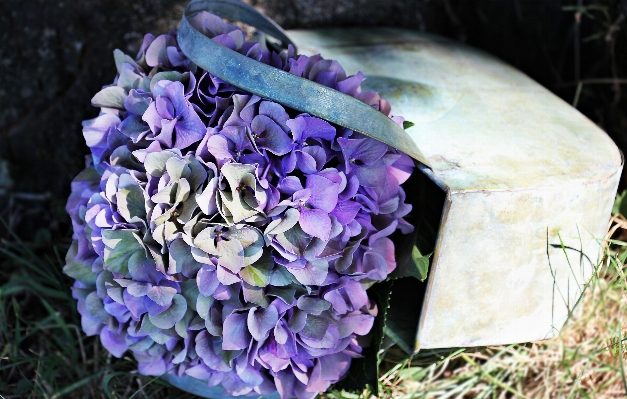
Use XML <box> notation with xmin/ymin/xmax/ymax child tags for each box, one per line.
<box><xmin>65</xmin><ymin>11</ymin><xmax>415</xmax><ymax>399</ymax></box>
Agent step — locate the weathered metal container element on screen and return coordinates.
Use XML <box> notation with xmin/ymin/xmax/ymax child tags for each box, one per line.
<box><xmin>287</xmin><ymin>27</ymin><xmax>622</xmax><ymax>350</ymax></box>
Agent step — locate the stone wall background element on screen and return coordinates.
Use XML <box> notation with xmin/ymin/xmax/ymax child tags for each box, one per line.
<box><xmin>1</xmin><ymin>0</ymin><xmax>625</xmax><ymax>238</ymax></box>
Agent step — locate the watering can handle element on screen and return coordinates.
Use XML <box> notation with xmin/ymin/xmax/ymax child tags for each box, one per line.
<box><xmin>177</xmin><ymin>0</ymin><xmax>430</xmax><ymax>167</ymax></box>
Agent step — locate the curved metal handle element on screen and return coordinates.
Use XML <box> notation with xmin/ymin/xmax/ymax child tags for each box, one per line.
<box><xmin>177</xmin><ymin>0</ymin><xmax>430</xmax><ymax>166</ymax></box>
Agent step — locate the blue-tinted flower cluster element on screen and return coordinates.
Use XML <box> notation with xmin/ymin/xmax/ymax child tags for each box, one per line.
<box><xmin>65</xmin><ymin>12</ymin><xmax>414</xmax><ymax>399</ymax></box>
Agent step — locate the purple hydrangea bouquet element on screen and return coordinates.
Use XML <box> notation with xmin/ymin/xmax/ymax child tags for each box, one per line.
<box><xmin>64</xmin><ymin>1</ymin><xmax>426</xmax><ymax>398</ymax></box>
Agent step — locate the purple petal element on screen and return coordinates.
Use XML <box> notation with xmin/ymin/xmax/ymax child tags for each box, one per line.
<box><xmin>275</xmin><ymin>370</ymin><xmax>297</xmax><ymax>399</ymax></box>
<box><xmin>222</xmin><ymin>312</ymin><xmax>251</xmax><ymax>350</ymax></box>
<box><xmin>142</xmin><ymin>102</ymin><xmax>162</xmax><ymax>133</ymax></box>
<box><xmin>124</xmin><ymin>89</ymin><xmax>152</xmax><ymax>115</ymax></box>
<box><xmin>197</xmin><ymin>264</ymin><xmax>220</xmax><ymax>296</ymax></box>
<box><xmin>305</xmin><ymin>174</ymin><xmax>339</xmax><ymax>212</ymax></box>
<box><xmin>281</xmin><ymin>151</ymin><xmax>297</xmax><ymax>174</ymax></box>
<box><xmin>100</xmin><ymin>327</ymin><xmax>128</xmax><ymax>358</ymax></box>
<box><xmin>144</xmin><ymin>296</ymin><xmax>170</xmax><ymax>316</ymax></box>
<box><xmin>137</xmin><ymin>357</ymin><xmax>168</xmax><ymax>376</ymax></box>
<box><xmin>196</xmin><ymin>331</ymin><xmax>231</xmax><ymax>372</ymax></box>
<box><xmin>319</xmin><ymin>352</ymin><xmax>352</xmax><ymax>383</ymax></box>
<box><xmin>154</xmin><ymin>118</ymin><xmax>177</xmax><ymax>148</ymax></box>
<box><xmin>274</xmin><ymin>319</ymin><xmax>290</xmax><ymax>344</ymax></box>
<box><xmin>185</xmin><ymin>363</ymin><xmax>214</xmax><ymax>380</ymax></box>
<box><xmin>305</xmin><ymin>360</ymin><xmax>331</xmax><ymax>393</ymax></box>
<box><xmin>247</xmin><ymin>305</ymin><xmax>279</xmax><ymax>341</ymax></box>
<box><xmin>156</xmin><ymin>96</ymin><xmax>175</xmax><ymax>120</ymax></box>
<box><xmin>299</xmin><ymin>208</ymin><xmax>331</xmax><ymax>241</ymax></box>
<box><xmin>277</xmin><ymin>176</ymin><xmax>303</xmax><ymax>195</ymax></box>
<box><xmin>336</xmin><ymin>72</ymin><xmax>365</xmax><ymax>96</ymax></box>
<box><xmin>259</xmin><ymin>101</ymin><xmax>289</xmax><ymax>129</ymax></box>
<box><xmin>323</xmin><ymin>278</ymin><xmax>369</xmax><ymax>314</ymax></box>
<box><xmin>127</xmin><ymin>282</ymin><xmax>152</xmax><ymax>297</ymax></box>
<box><xmin>123</xmin><ymin>290</ymin><xmax>147</xmax><ymax>319</ymax></box>
<box><xmin>289</xmin><ymin>259</ymin><xmax>328</xmax><ymax>286</ymax></box>
<box><xmin>164</xmin><ymin>81</ymin><xmax>187</xmax><ymax>116</ymax></box>
<box><xmin>388</xmin><ymin>152</ymin><xmax>414</xmax><ymax>184</ymax></box>
<box><xmin>145</xmin><ymin>34</ymin><xmax>176</xmax><ymax>67</ymax></box>
<box><xmin>252</xmin><ymin>114</ymin><xmax>292</xmax><ymax>155</ymax></box>
<box><xmin>355</xmin><ymin>165</ymin><xmax>388</xmax><ymax>189</ymax></box>
<box><xmin>258</xmin><ymin>339</ymin><xmax>291</xmax><ymax>372</ymax></box>
<box><xmin>217</xmin><ymin>265</ymin><xmax>241</xmax><ymax>285</ymax></box>
<box><xmin>206</xmin><ymin>134</ymin><xmax>234</xmax><ymax>160</ymax></box>
<box><xmin>338</xmin><ymin>313</ymin><xmax>374</xmax><ymax>337</ymax></box>
<box><xmin>295</xmin><ymin>151</ymin><xmax>318</xmax><ymax>174</ymax></box>
<box><xmin>338</xmin><ymin>137</ymin><xmax>388</xmax><ymax>166</ymax></box>
<box><xmin>287</xmin><ymin>115</ymin><xmax>336</xmax><ymax>143</ymax></box>
<box><xmin>288</xmin><ymin>308</ymin><xmax>307</xmax><ymax>333</ymax></box>
<box><xmin>300</xmin><ymin>323</ymin><xmax>339</xmax><ymax>349</ymax></box>
<box><xmin>330</xmin><ymin>200</ymin><xmax>361</xmax><ymax>225</ymax></box>
<box><xmin>173</xmin><ymin>108</ymin><xmax>205</xmax><ymax>149</ymax></box>
<box><xmin>363</xmin><ymin>251</ymin><xmax>389</xmax><ymax>281</ymax></box>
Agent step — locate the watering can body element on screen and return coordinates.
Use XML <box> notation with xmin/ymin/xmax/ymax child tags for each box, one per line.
<box><xmin>289</xmin><ymin>27</ymin><xmax>621</xmax><ymax>350</ymax></box>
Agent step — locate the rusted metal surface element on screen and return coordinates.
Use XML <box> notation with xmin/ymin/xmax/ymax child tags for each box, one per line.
<box><xmin>288</xmin><ymin>27</ymin><xmax>622</xmax><ymax>349</ymax></box>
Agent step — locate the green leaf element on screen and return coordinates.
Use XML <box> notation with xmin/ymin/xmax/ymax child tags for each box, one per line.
<box><xmin>412</xmin><ymin>246</ymin><xmax>431</xmax><ymax>282</ymax></box>
<box><xmin>384</xmin><ymin>277</ymin><xmax>425</xmax><ymax>355</ymax></box>
<box><xmin>268</xmin><ymin>264</ymin><xmax>294</xmax><ymax>286</ymax></box>
<box><xmin>168</xmin><ymin>239</ymin><xmax>203</xmax><ymax>276</ymax></box>
<box><xmin>91</xmin><ymin>86</ymin><xmax>127</xmax><ymax>109</ymax></box>
<box><xmin>175</xmin><ymin>310</ymin><xmax>195</xmax><ymax>339</ymax></box>
<box><xmin>102</xmin><ymin>229</ymin><xmax>143</xmax><ymax>275</ymax></box>
<box><xmin>390</xmin><ymin>245</ymin><xmax>431</xmax><ymax>282</ymax></box>
<box><xmin>242</xmin><ymin>284</ymin><xmax>269</xmax><ymax>308</ymax></box>
<box><xmin>63</xmin><ymin>259</ymin><xmax>97</xmax><ymax>286</ymax></box>
<box><xmin>403</xmin><ymin>120</ymin><xmax>415</xmax><ymax>129</ymax></box>
<box><xmin>117</xmin><ymin>184</ymin><xmax>146</xmax><ymax>222</ymax></box>
<box><xmin>332</xmin><ymin>280</ymin><xmax>393</xmax><ymax>395</ymax></box>
<box><xmin>63</xmin><ymin>242</ymin><xmax>97</xmax><ymax>286</ymax></box>
<box><xmin>180</xmin><ymin>279</ymin><xmax>200</xmax><ymax>312</ymax></box>
<box><xmin>267</xmin><ymin>285</ymin><xmax>296</xmax><ymax>304</ymax></box>
<box><xmin>240</xmin><ymin>252</ymin><xmax>273</xmax><ymax>287</ymax></box>
<box><xmin>613</xmin><ymin>189</ymin><xmax>627</xmax><ymax>216</ymax></box>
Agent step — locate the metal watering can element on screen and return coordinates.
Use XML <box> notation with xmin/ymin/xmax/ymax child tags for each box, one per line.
<box><xmin>286</xmin><ymin>27</ymin><xmax>621</xmax><ymax>350</ymax></box>
<box><xmin>164</xmin><ymin>0</ymin><xmax>622</xmax><ymax>396</ymax></box>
